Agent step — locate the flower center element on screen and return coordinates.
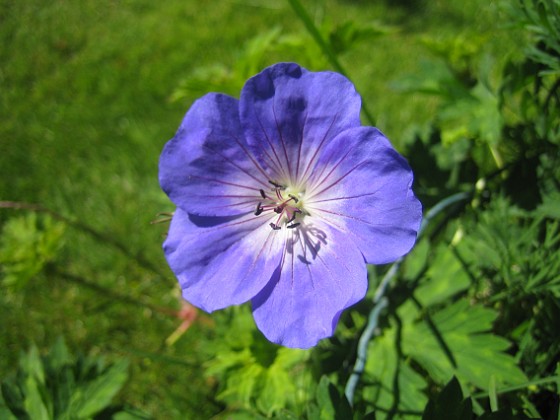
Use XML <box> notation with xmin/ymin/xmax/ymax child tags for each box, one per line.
<box><xmin>254</xmin><ymin>180</ymin><xmax>305</xmax><ymax>230</ymax></box>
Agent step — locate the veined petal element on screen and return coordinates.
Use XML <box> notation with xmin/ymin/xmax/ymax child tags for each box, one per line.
<box><xmin>251</xmin><ymin>222</ymin><xmax>367</xmax><ymax>349</ymax></box>
<box><xmin>306</xmin><ymin>127</ymin><xmax>422</xmax><ymax>264</ymax></box>
<box><xmin>159</xmin><ymin>93</ymin><xmax>269</xmax><ymax>217</ymax></box>
<box><xmin>163</xmin><ymin>208</ymin><xmax>284</xmax><ymax>312</ymax></box>
<box><xmin>240</xmin><ymin>63</ymin><xmax>361</xmax><ymax>186</ymax></box>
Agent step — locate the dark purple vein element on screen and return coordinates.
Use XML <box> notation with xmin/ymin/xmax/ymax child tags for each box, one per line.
<box><xmin>202</xmin><ymin>140</ymin><xmax>269</xmax><ymax>188</ymax></box>
<box><xmin>295</xmin><ymin>109</ymin><xmax>309</xmax><ymax>180</ymax></box>
<box><xmin>306</xmin><ymin>147</ymin><xmax>356</xmax><ymax>198</ymax></box>
<box><xmin>306</xmin><ymin>188</ymin><xmax>383</xmax><ymax>204</ymax></box>
<box><xmin>272</xmin><ymin>97</ymin><xmax>293</xmax><ymax>180</ymax></box>
<box><xmin>255</xmin><ymin>114</ymin><xmax>288</xmax><ymax>180</ymax></box>
<box><xmin>298</xmin><ymin>113</ymin><xmax>340</xmax><ymax>187</ymax></box>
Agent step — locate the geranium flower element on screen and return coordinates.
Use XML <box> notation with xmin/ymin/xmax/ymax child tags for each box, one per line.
<box><xmin>159</xmin><ymin>63</ymin><xmax>422</xmax><ymax>348</ymax></box>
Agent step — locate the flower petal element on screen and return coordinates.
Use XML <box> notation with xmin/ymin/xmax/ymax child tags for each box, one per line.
<box><xmin>306</xmin><ymin>127</ymin><xmax>422</xmax><ymax>264</ymax></box>
<box><xmin>159</xmin><ymin>93</ymin><xmax>269</xmax><ymax>217</ymax></box>
<box><xmin>163</xmin><ymin>208</ymin><xmax>284</xmax><ymax>312</ymax></box>
<box><xmin>240</xmin><ymin>63</ymin><xmax>361</xmax><ymax>185</ymax></box>
<box><xmin>251</xmin><ymin>222</ymin><xmax>367</xmax><ymax>348</ymax></box>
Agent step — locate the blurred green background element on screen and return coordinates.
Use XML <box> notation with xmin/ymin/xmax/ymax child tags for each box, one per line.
<box><xmin>0</xmin><ymin>0</ymin><xmax>530</xmax><ymax>417</ymax></box>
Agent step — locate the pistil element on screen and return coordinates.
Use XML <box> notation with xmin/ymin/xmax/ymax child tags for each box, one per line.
<box><xmin>256</xmin><ymin>181</ymin><xmax>303</xmax><ymax>230</ymax></box>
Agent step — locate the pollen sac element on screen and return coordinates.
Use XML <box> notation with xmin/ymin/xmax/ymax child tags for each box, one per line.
<box><xmin>269</xmin><ymin>223</ymin><xmax>281</xmax><ymax>231</ymax></box>
<box><xmin>254</xmin><ymin>202</ymin><xmax>263</xmax><ymax>216</ymax></box>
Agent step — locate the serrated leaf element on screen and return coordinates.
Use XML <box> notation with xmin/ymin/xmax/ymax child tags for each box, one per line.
<box><xmin>416</xmin><ymin>243</ymin><xmax>471</xmax><ymax>307</ymax></box>
<box><xmin>364</xmin><ymin>328</ymin><xmax>428</xmax><ymax>416</ymax></box>
<box><xmin>207</xmin><ymin>313</ymin><xmax>310</xmax><ymax>416</ymax></box>
<box><xmin>402</xmin><ymin>300</ymin><xmax>527</xmax><ymax>390</ymax></box>
<box><xmin>0</xmin><ymin>214</ymin><xmax>64</xmax><ymax>290</ymax></box>
<box><xmin>402</xmin><ymin>237</ymin><xmax>430</xmax><ymax>281</ymax></box>
<box><xmin>256</xmin><ymin>365</ymin><xmax>294</xmax><ymax>415</ymax></box>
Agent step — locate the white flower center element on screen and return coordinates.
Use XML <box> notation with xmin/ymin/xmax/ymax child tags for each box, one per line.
<box><xmin>254</xmin><ymin>181</ymin><xmax>307</xmax><ymax>230</ymax></box>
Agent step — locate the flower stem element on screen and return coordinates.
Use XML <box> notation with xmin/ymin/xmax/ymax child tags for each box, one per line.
<box><xmin>344</xmin><ymin>190</ymin><xmax>471</xmax><ymax>406</ymax></box>
<box><xmin>286</xmin><ymin>0</ymin><xmax>376</xmax><ymax>126</ymax></box>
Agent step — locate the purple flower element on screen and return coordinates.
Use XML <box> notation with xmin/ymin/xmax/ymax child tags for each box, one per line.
<box><xmin>159</xmin><ymin>63</ymin><xmax>422</xmax><ymax>349</ymax></box>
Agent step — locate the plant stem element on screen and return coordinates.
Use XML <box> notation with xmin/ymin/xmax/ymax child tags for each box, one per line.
<box><xmin>344</xmin><ymin>191</ymin><xmax>471</xmax><ymax>406</ymax></box>
<box><xmin>286</xmin><ymin>0</ymin><xmax>376</xmax><ymax>125</ymax></box>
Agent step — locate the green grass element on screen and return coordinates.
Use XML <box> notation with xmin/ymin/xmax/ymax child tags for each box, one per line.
<box><xmin>0</xmin><ymin>0</ymin><xmax>521</xmax><ymax>417</ymax></box>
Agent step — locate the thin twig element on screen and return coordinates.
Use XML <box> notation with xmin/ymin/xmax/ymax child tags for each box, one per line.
<box><xmin>55</xmin><ymin>268</ymin><xmax>176</xmax><ymax>316</ymax></box>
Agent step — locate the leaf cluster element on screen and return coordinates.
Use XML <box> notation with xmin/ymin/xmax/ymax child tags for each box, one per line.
<box><xmin>0</xmin><ymin>337</ymin><xmax>146</xmax><ymax>420</ymax></box>
<box><xmin>0</xmin><ymin>213</ymin><xmax>65</xmax><ymax>292</ymax></box>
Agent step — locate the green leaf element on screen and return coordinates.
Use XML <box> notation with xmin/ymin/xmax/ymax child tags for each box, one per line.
<box><xmin>315</xmin><ymin>376</ymin><xmax>352</xmax><ymax>420</ymax></box>
<box><xmin>20</xmin><ymin>344</ymin><xmax>46</xmax><ymax>386</ymax></box>
<box><xmin>415</xmin><ymin>243</ymin><xmax>471</xmax><ymax>307</ymax></box>
<box><xmin>422</xmin><ymin>377</ymin><xmax>473</xmax><ymax>420</ymax></box>
<box><xmin>112</xmin><ymin>406</ymin><xmax>154</xmax><ymax>420</ymax></box>
<box><xmin>206</xmin><ymin>307</ymin><xmax>310</xmax><ymax>416</ymax></box>
<box><xmin>0</xmin><ymin>214</ymin><xmax>65</xmax><ymax>290</ymax></box>
<box><xmin>1</xmin><ymin>379</ymin><xmax>25</xmax><ymax>417</ymax></box>
<box><xmin>256</xmin><ymin>364</ymin><xmax>294</xmax><ymax>416</ymax></box>
<box><xmin>478</xmin><ymin>407</ymin><xmax>531</xmax><ymax>420</ymax></box>
<box><xmin>364</xmin><ymin>327</ymin><xmax>428</xmax><ymax>415</ymax></box>
<box><xmin>71</xmin><ymin>359</ymin><xmax>130</xmax><ymax>418</ymax></box>
<box><xmin>0</xmin><ymin>406</ymin><xmax>18</xmax><ymax>420</ymax></box>
<box><xmin>23</xmin><ymin>375</ymin><xmax>51</xmax><ymax>420</ymax></box>
<box><xmin>48</xmin><ymin>336</ymin><xmax>72</xmax><ymax>371</ymax></box>
<box><xmin>402</xmin><ymin>300</ymin><xmax>527</xmax><ymax>390</ymax></box>
<box><xmin>328</xmin><ymin>20</ymin><xmax>394</xmax><ymax>55</ymax></box>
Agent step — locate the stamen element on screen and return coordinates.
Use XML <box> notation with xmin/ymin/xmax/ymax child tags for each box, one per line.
<box><xmin>269</xmin><ymin>222</ymin><xmax>281</xmax><ymax>231</ymax></box>
<box><xmin>254</xmin><ymin>202</ymin><xmax>263</xmax><ymax>216</ymax></box>
<box><xmin>257</xmin><ymin>181</ymin><xmax>304</xmax><ymax>230</ymax></box>
<box><xmin>268</xmin><ymin>180</ymin><xmax>285</xmax><ymax>189</ymax></box>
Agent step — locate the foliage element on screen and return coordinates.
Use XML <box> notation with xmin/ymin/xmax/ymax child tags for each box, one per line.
<box><xmin>0</xmin><ymin>337</ymin><xmax>146</xmax><ymax>419</ymax></box>
<box><xmin>205</xmin><ymin>307</ymin><xmax>311</xmax><ymax>417</ymax></box>
<box><xmin>0</xmin><ymin>213</ymin><xmax>64</xmax><ymax>291</ymax></box>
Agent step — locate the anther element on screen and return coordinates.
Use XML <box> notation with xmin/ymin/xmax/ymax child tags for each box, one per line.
<box><xmin>268</xmin><ymin>180</ymin><xmax>285</xmax><ymax>189</ymax></box>
<box><xmin>288</xmin><ymin>194</ymin><xmax>299</xmax><ymax>203</ymax></box>
<box><xmin>254</xmin><ymin>202</ymin><xmax>263</xmax><ymax>216</ymax></box>
<box><xmin>259</xmin><ymin>189</ymin><xmax>267</xmax><ymax>199</ymax></box>
<box><xmin>269</xmin><ymin>223</ymin><xmax>281</xmax><ymax>231</ymax></box>
<box><xmin>287</xmin><ymin>223</ymin><xmax>300</xmax><ymax>229</ymax></box>
<box><xmin>274</xmin><ymin>206</ymin><xmax>283</xmax><ymax>214</ymax></box>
